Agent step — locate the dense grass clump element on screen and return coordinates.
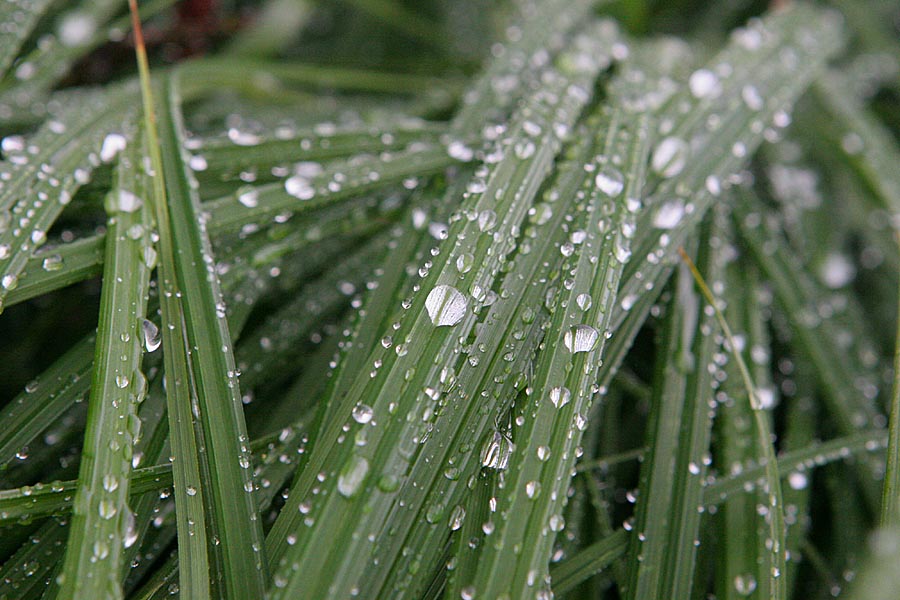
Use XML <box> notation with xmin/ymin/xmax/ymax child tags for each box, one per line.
<box><xmin>0</xmin><ymin>1</ymin><xmax>898</xmax><ymax>598</ymax></box>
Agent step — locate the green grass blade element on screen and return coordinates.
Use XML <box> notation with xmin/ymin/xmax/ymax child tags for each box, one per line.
<box><xmin>549</xmin><ymin>529</ymin><xmax>629</xmax><ymax>597</ymax></box>
<box><xmin>54</xmin><ymin>132</ymin><xmax>154</xmax><ymax>599</ymax></box>
<box><xmin>153</xmin><ymin>72</ymin><xmax>268</xmax><ymax>598</ymax></box>
<box><xmin>0</xmin><ymin>0</ymin><xmax>54</xmax><ymax>77</ymax></box>
<box><xmin>880</xmin><ymin>236</ymin><xmax>900</xmax><ymax>527</ymax></box>
<box><xmin>265</xmin><ymin>24</ymin><xmax>619</xmax><ymax>598</ymax></box>
<box><xmin>466</xmin><ymin>110</ymin><xmax>650</xmax><ymax>599</ymax></box>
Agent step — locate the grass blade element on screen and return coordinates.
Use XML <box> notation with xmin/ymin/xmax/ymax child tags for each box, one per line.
<box><xmin>55</xmin><ymin>131</ymin><xmax>154</xmax><ymax>599</ymax></box>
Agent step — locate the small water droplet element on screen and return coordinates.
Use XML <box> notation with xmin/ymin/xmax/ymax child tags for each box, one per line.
<box><xmin>351</xmin><ymin>404</ymin><xmax>374</xmax><ymax>424</ymax></box>
<box><xmin>237</xmin><ymin>187</ymin><xmax>259</xmax><ymax>208</ymax></box>
<box><xmin>734</xmin><ymin>573</ymin><xmax>757</xmax><ymax>596</ymax></box>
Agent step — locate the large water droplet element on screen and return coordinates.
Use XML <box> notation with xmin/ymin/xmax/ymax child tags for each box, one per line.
<box><xmin>337</xmin><ymin>455</ymin><xmax>369</xmax><ymax>498</ymax></box>
<box><xmin>564</xmin><ymin>325</ymin><xmax>600</xmax><ymax>353</ymax></box>
<box><xmin>142</xmin><ymin>319</ymin><xmax>161</xmax><ymax>352</ymax></box>
<box><xmin>425</xmin><ymin>285</ymin><xmax>468</xmax><ymax>327</ymax></box>
<box><xmin>688</xmin><ymin>69</ymin><xmax>721</xmax><ymax>99</ymax></box>
<box><xmin>117</xmin><ymin>189</ymin><xmax>142</xmax><ymax>213</ymax></box>
<box><xmin>652</xmin><ymin>199</ymin><xmax>686</xmax><ymax>229</ymax></box>
<box><xmin>651</xmin><ymin>137</ymin><xmax>688</xmax><ymax>178</ymax></box>
<box><xmin>595</xmin><ymin>167</ymin><xmax>625</xmax><ymax>197</ymax></box>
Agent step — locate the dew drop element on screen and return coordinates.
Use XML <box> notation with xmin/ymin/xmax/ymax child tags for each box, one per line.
<box><xmin>425</xmin><ymin>285</ymin><xmax>468</xmax><ymax>327</ymax></box>
<box><xmin>140</xmin><ymin>319</ymin><xmax>161</xmax><ymax>353</ymax></box>
<box><xmin>284</xmin><ymin>176</ymin><xmax>315</xmax><ymax>200</ymax></box>
<box><xmin>688</xmin><ymin>69</ymin><xmax>721</xmax><ymax>99</ymax></box>
<box><xmin>564</xmin><ymin>325</ymin><xmax>599</xmax><ymax>353</ymax></box>
<box><xmin>576</xmin><ymin>293</ymin><xmax>592</xmax><ymax>311</ymax></box>
<box><xmin>734</xmin><ymin>573</ymin><xmax>757</xmax><ymax>596</ymax></box>
<box><xmin>100</xmin><ymin>133</ymin><xmax>127</xmax><ymax>163</ymax></box>
<box><xmin>651</xmin><ymin>137</ymin><xmax>688</xmax><ymax>178</ymax></box>
<box><xmin>595</xmin><ymin>167</ymin><xmax>625</xmax><ymax>197</ymax></box>
<box><xmin>337</xmin><ymin>455</ymin><xmax>369</xmax><ymax>498</ymax></box>
<box><xmin>237</xmin><ymin>187</ymin><xmax>259</xmax><ymax>208</ymax></box>
<box><xmin>652</xmin><ymin>199</ymin><xmax>686</xmax><ymax>229</ymax></box>
<box><xmin>351</xmin><ymin>404</ymin><xmax>374</xmax><ymax>424</ymax></box>
<box><xmin>549</xmin><ymin>386</ymin><xmax>571</xmax><ymax>409</ymax></box>
<box><xmin>117</xmin><ymin>189</ymin><xmax>142</xmax><ymax>213</ymax></box>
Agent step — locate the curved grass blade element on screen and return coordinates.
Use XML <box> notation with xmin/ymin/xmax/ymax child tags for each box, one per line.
<box><xmin>680</xmin><ymin>245</ymin><xmax>787</xmax><ymax>600</ymax></box>
<box><xmin>0</xmin><ymin>0</ymin><xmax>55</xmax><ymax>77</ymax></box>
<box><xmin>0</xmin><ymin>335</ymin><xmax>93</xmax><ymax>466</ymax></box>
<box><xmin>0</xmin><ymin>85</ymin><xmax>139</xmax><ymax>311</ymax></box>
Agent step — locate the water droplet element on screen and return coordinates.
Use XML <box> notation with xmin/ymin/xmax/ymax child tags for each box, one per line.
<box><xmin>425</xmin><ymin>285</ymin><xmax>468</xmax><ymax>327</ymax></box>
<box><xmin>477</xmin><ymin>210</ymin><xmax>497</xmax><ymax>232</ymax></box>
<box><xmin>525</xmin><ymin>480</ymin><xmax>541</xmax><ymax>499</ymax></box>
<box><xmin>576</xmin><ymin>293</ymin><xmax>592</xmax><ymax>311</ymax></box>
<box><xmin>549</xmin><ymin>514</ymin><xmax>565</xmax><ymax>532</ymax></box>
<box><xmin>102</xmin><ymin>474</ymin><xmax>120</xmax><ymax>492</ymax></box>
<box><xmin>58</xmin><ymin>11</ymin><xmax>96</xmax><ymax>47</ymax></box>
<box><xmin>447</xmin><ymin>140</ymin><xmax>474</xmax><ymax>161</ymax></box>
<box><xmin>337</xmin><ymin>455</ymin><xmax>369</xmax><ymax>498</ymax></box>
<box><xmin>651</xmin><ymin>137</ymin><xmax>688</xmax><ymax>178</ymax></box>
<box><xmin>98</xmin><ymin>499</ymin><xmax>117</xmax><ymax>520</ymax></box>
<box><xmin>115</xmin><ymin>374</ymin><xmax>129</xmax><ymax>389</ymax></box>
<box><xmin>564</xmin><ymin>325</ymin><xmax>599</xmax><ymax>353</ymax></box>
<box><xmin>351</xmin><ymin>404</ymin><xmax>374</xmax><ymax>424</ymax></box>
<box><xmin>614</xmin><ymin>237</ymin><xmax>632</xmax><ymax>263</ymax></box>
<box><xmin>42</xmin><ymin>254</ymin><xmax>63</xmax><ymax>272</ymax></box>
<box><xmin>788</xmin><ymin>471</ymin><xmax>808</xmax><ymax>490</ymax></box>
<box><xmin>741</xmin><ymin>84</ymin><xmax>764</xmax><ymax>111</ymax></box>
<box><xmin>2</xmin><ymin>274</ymin><xmax>19</xmax><ymax>290</ymax></box>
<box><xmin>285</xmin><ymin>176</ymin><xmax>314</xmax><ymax>200</ymax></box>
<box><xmin>652</xmin><ymin>199</ymin><xmax>686</xmax><ymax>229</ymax></box>
<box><xmin>819</xmin><ymin>253</ymin><xmax>855</xmax><ymax>289</ymax></box>
<box><xmin>595</xmin><ymin>167</ymin><xmax>625</xmax><ymax>197</ymax></box>
<box><xmin>481</xmin><ymin>430</ymin><xmax>514</xmax><ymax>470</ymax></box>
<box><xmin>142</xmin><ymin>319</ymin><xmax>161</xmax><ymax>352</ymax></box>
<box><xmin>456</xmin><ymin>253</ymin><xmax>474</xmax><ymax>274</ymax></box>
<box><xmin>100</xmin><ymin>133</ymin><xmax>127</xmax><ymax>163</ymax></box>
<box><xmin>514</xmin><ymin>140</ymin><xmax>536</xmax><ymax>159</ymax></box>
<box><xmin>117</xmin><ymin>189</ymin><xmax>142</xmax><ymax>213</ymax></box>
<box><xmin>237</xmin><ymin>187</ymin><xmax>259</xmax><ymax>208</ymax></box>
<box><xmin>549</xmin><ymin>386</ymin><xmax>571</xmax><ymax>409</ymax></box>
<box><xmin>688</xmin><ymin>69</ymin><xmax>721</xmax><ymax>99</ymax></box>
<box><xmin>448</xmin><ymin>505</ymin><xmax>466</xmax><ymax>530</ymax></box>
<box><xmin>734</xmin><ymin>573</ymin><xmax>757</xmax><ymax>596</ymax></box>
